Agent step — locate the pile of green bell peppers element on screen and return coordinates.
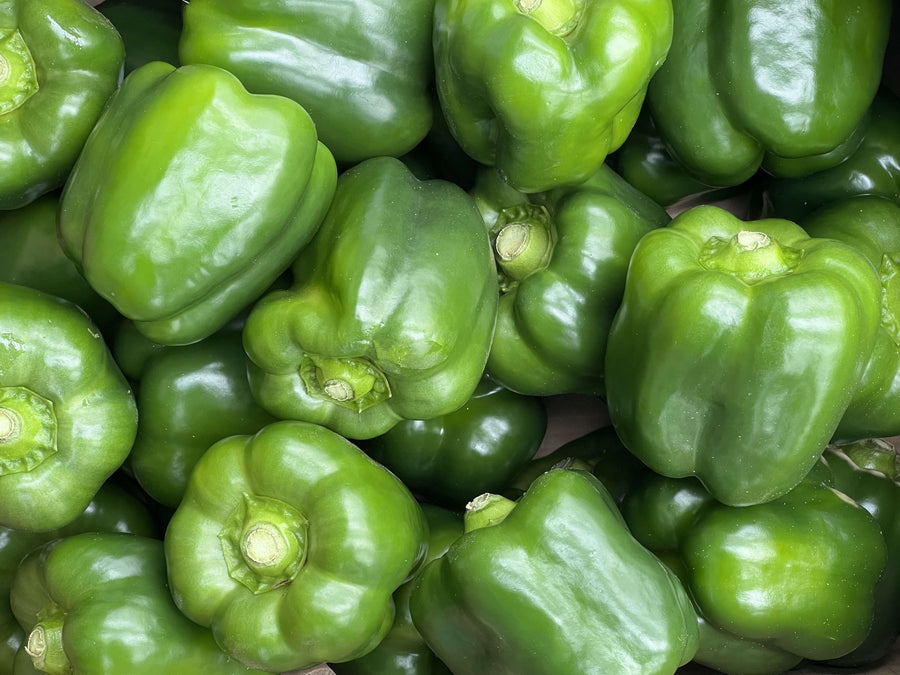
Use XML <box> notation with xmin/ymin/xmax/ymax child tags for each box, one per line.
<box><xmin>0</xmin><ymin>0</ymin><xmax>898</xmax><ymax>673</ymax></box>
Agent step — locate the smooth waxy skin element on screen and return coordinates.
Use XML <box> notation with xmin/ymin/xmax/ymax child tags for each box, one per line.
<box><xmin>821</xmin><ymin>441</ymin><xmax>900</xmax><ymax>666</ymax></box>
<box><xmin>10</xmin><ymin>533</ymin><xmax>269</xmax><ymax>674</ymax></box>
<box><xmin>624</xmin><ymin>464</ymin><xmax>886</xmax><ymax>667</ymax></box>
<box><xmin>179</xmin><ymin>0</ymin><xmax>435</xmax><ymax>163</ymax></box>
<box><xmin>244</xmin><ymin>157</ymin><xmax>498</xmax><ymax>440</ymax></box>
<box><xmin>433</xmin><ymin>0</ymin><xmax>673</xmax><ymax>193</ymax></box>
<box><xmin>0</xmin><ymin>193</ymin><xmax>117</xmax><ymax>333</ymax></box>
<box><xmin>682</xmin><ymin>477</ymin><xmax>886</xmax><ymax>661</ymax></box>
<box><xmin>0</xmin><ymin>283</ymin><xmax>137</xmax><ymax>531</ymax></box>
<box><xmin>765</xmin><ymin>91</ymin><xmax>900</xmax><ymax>221</ymax></box>
<box><xmin>58</xmin><ymin>61</ymin><xmax>337</xmax><ymax>346</ymax></box>
<box><xmin>802</xmin><ymin>196</ymin><xmax>900</xmax><ymax>441</ymax></box>
<box><xmin>409</xmin><ymin>469</ymin><xmax>699</xmax><ymax>674</ymax></box>
<box><xmin>330</xmin><ymin>505</ymin><xmax>462</xmax><ymax>675</ymax></box>
<box><xmin>118</xmin><ymin>321</ymin><xmax>277</xmax><ymax>508</ymax></box>
<box><xmin>0</xmin><ymin>0</ymin><xmax>124</xmax><ymax>210</ymax></box>
<box><xmin>164</xmin><ymin>421</ymin><xmax>428</xmax><ymax>672</ymax></box>
<box><xmin>363</xmin><ymin>378</ymin><xmax>547</xmax><ymax>507</ymax></box>
<box><xmin>605</xmin><ymin>205</ymin><xmax>882</xmax><ymax>506</ymax></box>
<box><xmin>470</xmin><ymin>164</ymin><xmax>669</xmax><ymax>396</ymax></box>
<box><xmin>0</xmin><ymin>479</ymin><xmax>157</xmax><ymax>675</ymax></box>
<box><xmin>648</xmin><ymin>0</ymin><xmax>890</xmax><ymax>187</ymax></box>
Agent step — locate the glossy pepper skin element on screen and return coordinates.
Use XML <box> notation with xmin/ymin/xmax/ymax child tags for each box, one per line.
<box><xmin>10</xmin><ymin>533</ymin><xmax>270</xmax><ymax>674</ymax></box>
<box><xmin>0</xmin><ymin>193</ymin><xmax>118</xmax><ymax>334</ymax></box>
<box><xmin>115</xmin><ymin>321</ymin><xmax>277</xmax><ymax>508</ymax></box>
<box><xmin>622</xmin><ymin>462</ymin><xmax>887</xmax><ymax>667</ymax></box>
<box><xmin>765</xmin><ymin>90</ymin><xmax>900</xmax><ymax>222</ymax></box>
<box><xmin>362</xmin><ymin>378</ymin><xmax>546</xmax><ymax>508</ymax></box>
<box><xmin>0</xmin><ymin>283</ymin><xmax>137</xmax><ymax>531</ymax></box>
<box><xmin>820</xmin><ymin>440</ymin><xmax>900</xmax><ymax>667</ymax></box>
<box><xmin>801</xmin><ymin>196</ymin><xmax>900</xmax><ymax>441</ymax></box>
<box><xmin>0</xmin><ymin>479</ymin><xmax>157</xmax><ymax>675</ymax></box>
<box><xmin>409</xmin><ymin>469</ymin><xmax>699</xmax><ymax>675</ymax></box>
<box><xmin>605</xmin><ymin>205</ymin><xmax>882</xmax><ymax>506</ymax></box>
<box><xmin>469</xmin><ymin>164</ymin><xmax>669</xmax><ymax>396</ymax></box>
<box><xmin>0</xmin><ymin>0</ymin><xmax>124</xmax><ymax>210</ymax></box>
<box><xmin>179</xmin><ymin>0</ymin><xmax>435</xmax><ymax>164</ymax></box>
<box><xmin>330</xmin><ymin>505</ymin><xmax>462</xmax><ymax>675</ymax></box>
<box><xmin>58</xmin><ymin>61</ymin><xmax>337</xmax><ymax>346</ymax></box>
<box><xmin>244</xmin><ymin>157</ymin><xmax>498</xmax><ymax>440</ymax></box>
<box><xmin>647</xmin><ymin>0</ymin><xmax>891</xmax><ymax>187</ymax></box>
<box><xmin>433</xmin><ymin>0</ymin><xmax>673</xmax><ymax>193</ymax></box>
<box><xmin>164</xmin><ymin>420</ymin><xmax>428</xmax><ymax>672</ymax></box>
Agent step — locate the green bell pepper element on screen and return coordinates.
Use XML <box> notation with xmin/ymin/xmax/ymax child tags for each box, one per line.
<box><xmin>801</xmin><ymin>196</ymin><xmax>900</xmax><ymax>441</ymax></box>
<box><xmin>605</xmin><ymin>204</ymin><xmax>882</xmax><ymax>505</ymax></box>
<box><xmin>58</xmin><ymin>61</ymin><xmax>337</xmax><ymax>346</ymax></box>
<box><xmin>331</xmin><ymin>505</ymin><xmax>462</xmax><ymax>675</ymax></box>
<box><xmin>622</xmin><ymin>461</ymin><xmax>887</xmax><ymax>667</ymax></box>
<box><xmin>98</xmin><ymin>0</ymin><xmax>182</xmax><ymax>74</ymax></box>
<box><xmin>469</xmin><ymin>164</ymin><xmax>669</xmax><ymax>396</ymax></box>
<box><xmin>612</xmin><ymin>109</ymin><xmax>753</xmax><ymax>208</ymax></box>
<box><xmin>0</xmin><ymin>193</ymin><xmax>118</xmax><ymax>334</ymax></box>
<box><xmin>409</xmin><ymin>468</ymin><xmax>699</xmax><ymax>674</ymax></box>
<box><xmin>10</xmin><ymin>533</ymin><xmax>269</xmax><ymax>674</ymax></box>
<box><xmin>505</xmin><ymin>425</ymin><xmax>649</xmax><ymax>504</ymax></box>
<box><xmin>362</xmin><ymin>377</ymin><xmax>546</xmax><ymax>508</ymax></box>
<box><xmin>819</xmin><ymin>439</ymin><xmax>900</xmax><ymax>667</ymax></box>
<box><xmin>647</xmin><ymin>0</ymin><xmax>891</xmax><ymax>187</ymax></box>
<box><xmin>244</xmin><ymin>157</ymin><xmax>498</xmax><ymax>440</ymax></box>
<box><xmin>0</xmin><ymin>478</ymin><xmax>158</xmax><ymax>675</ymax></box>
<box><xmin>433</xmin><ymin>0</ymin><xmax>673</xmax><ymax>193</ymax></box>
<box><xmin>179</xmin><ymin>0</ymin><xmax>435</xmax><ymax>163</ymax></box>
<box><xmin>765</xmin><ymin>90</ymin><xmax>900</xmax><ymax>221</ymax></box>
<box><xmin>0</xmin><ymin>0</ymin><xmax>124</xmax><ymax>210</ymax></box>
<box><xmin>115</xmin><ymin>320</ymin><xmax>277</xmax><ymax>509</ymax></box>
<box><xmin>0</xmin><ymin>283</ymin><xmax>137</xmax><ymax>531</ymax></box>
<box><xmin>164</xmin><ymin>420</ymin><xmax>428</xmax><ymax>672</ymax></box>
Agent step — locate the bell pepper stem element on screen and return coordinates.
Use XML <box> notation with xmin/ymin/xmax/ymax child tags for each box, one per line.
<box><xmin>838</xmin><ymin>438</ymin><xmax>900</xmax><ymax>480</ymax></box>
<box><xmin>465</xmin><ymin>493</ymin><xmax>517</xmax><ymax>532</ymax></box>
<box><xmin>0</xmin><ymin>387</ymin><xmax>58</xmax><ymax>475</ymax></box>
<box><xmin>514</xmin><ymin>0</ymin><xmax>584</xmax><ymax>37</ymax></box>
<box><xmin>25</xmin><ymin>618</ymin><xmax>69</xmax><ymax>675</ymax></box>
<box><xmin>219</xmin><ymin>493</ymin><xmax>309</xmax><ymax>594</ymax></box>
<box><xmin>492</xmin><ymin>204</ymin><xmax>556</xmax><ymax>289</ymax></box>
<box><xmin>0</xmin><ymin>29</ymin><xmax>39</xmax><ymax>115</ymax></box>
<box><xmin>699</xmin><ymin>230</ymin><xmax>802</xmax><ymax>284</ymax></box>
<box><xmin>300</xmin><ymin>354</ymin><xmax>391</xmax><ymax>412</ymax></box>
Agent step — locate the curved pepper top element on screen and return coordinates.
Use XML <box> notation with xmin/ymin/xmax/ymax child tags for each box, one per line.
<box><xmin>433</xmin><ymin>0</ymin><xmax>673</xmax><ymax>193</ymax></box>
<box><xmin>647</xmin><ymin>0</ymin><xmax>891</xmax><ymax>187</ymax></box>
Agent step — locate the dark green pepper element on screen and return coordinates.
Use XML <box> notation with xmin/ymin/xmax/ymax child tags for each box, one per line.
<box><xmin>505</xmin><ymin>425</ymin><xmax>648</xmax><ymax>504</ymax></box>
<box><xmin>623</xmin><ymin>461</ymin><xmax>887</xmax><ymax>667</ymax></box>
<box><xmin>244</xmin><ymin>157</ymin><xmax>498</xmax><ymax>440</ymax></box>
<box><xmin>164</xmin><ymin>420</ymin><xmax>428</xmax><ymax>672</ymax></box>
<box><xmin>0</xmin><ymin>0</ymin><xmax>124</xmax><ymax>209</ymax></box>
<box><xmin>409</xmin><ymin>468</ymin><xmax>699</xmax><ymax>674</ymax></box>
<box><xmin>98</xmin><ymin>0</ymin><xmax>182</xmax><ymax>74</ymax></box>
<box><xmin>0</xmin><ymin>193</ymin><xmax>118</xmax><ymax>333</ymax></box>
<box><xmin>362</xmin><ymin>378</ymin><xmax>546</xmax><ymax>508</ymax></box>
<box><xmin>432</xmin><ymin>0</ymin><xmax>673</xmax><ymax>193</ymax></box>
<box><xmin>115</xmin><ymin>321</ymin><xmax>277</xmax><ymax>508</ymax></box>
<box><xmin>179</xmin><ymin>0</ymin><xmax>435</xmax><ymax>163</ymax></box>
<box><xmin>0</xmin><ymin>283</ymin><xmax>137</xmax><ymax>531</ymax></box>
<box><xmin>469</xmin><ymin>164</ymin><xmax>669</xmax><ymax>396</ymax></box>
<box><xmin>801</xmin><ymin>196</ymin><xmax>900</xmax><ymax>441</ymax></box>
<box><xmin>58</xmin><ymin>61</ymin><xmax>337</xmax><ymax>346</ymax></box>
<box><xmin>819</xmin><ymin>440</ymin><xmax>900</xmax><ymax>667</ymax></box>
<box><xmin>331</xmin><ymin>505</ymin><xmax>462</xmax><ymax>675</ymax></box>
<box><xmin>647</xmin><ymin>0</ymin><xmax>890</xmax><ymax>187</ymax></box>
<box><xmin>10</xmin><ymin>533</ymin><xmax>269</xmax><ymax>674</ymax></box>
<box><xmin>605</xmin><ymin>205</ymin><xmax>882</xmax><ymax>505</ymax></box>
<box><xmin>764</xmin><ymin>90</ymin><xmax>900</xmax><ymax>221</ymax></box>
